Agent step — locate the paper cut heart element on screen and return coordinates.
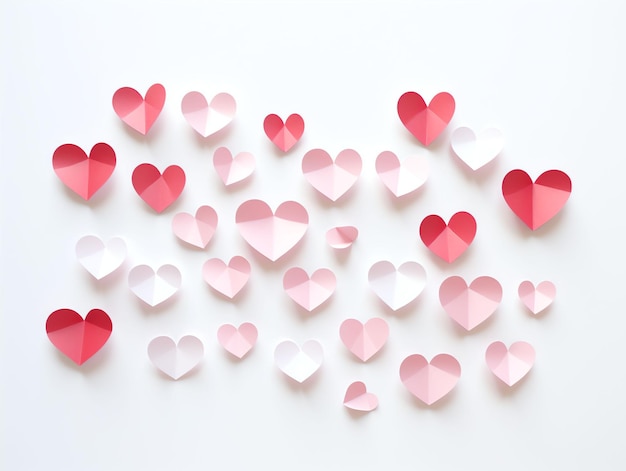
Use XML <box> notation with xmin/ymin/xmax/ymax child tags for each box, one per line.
<box><xmin>128</xmin><ymin>264</ymin><xmax>181</xmax><ymax>307</ymax></box>
<box><xmin>518</xmin><ymin>280</ymin><xmax>556</xmax><ymax>315</ymax></box>
<box><xmin>368</xmin><ymin>261</ymin><xmax>427</xmax><ymax>311</ymax></box>
<box><xmin>236</xmin><ymin>199</ymin><xmax>308</xmax><ymax>261</ymax></box>
<box><xmin>375</xmin><ymin>151</ymin><xmax>428</xmax><ymax>197</ymax></box>
<box><xmin>264</xmin><ymin>114</ymin><xmax>304</xmax><ymax>152</ymax></box>
<box><xmin>397</xmin><ymin>91</ymin><xmax>455</xmax><ymax>146</ymax></box>
<box><xmin>343</xmin><ymin>382</ymin><xmax>378</xmax><ymax>412</ymax></box>
<box><xmin>181</xmin><ymin>91</ymin><xmax>236</xmax><ymax>137</ymax></box>
<box><xmin>450</xmin><ymin>127</ymin><xmax>504</xmax><ymax>171</ymax></box>
<box><xmin>439</xmin><ymin>276</ymin><xmax>503</xmax><ymax>331</ymax></box>
<box><xmin>302</xmin><ymin>149</ymin><xmax>362</xmax><ymax>201</ymax></box>
<box><xmin>485</xmin><ymin>341</ymin><xmax>535</xmax><ymax>386</ymax></box>
<box><xmin>400</xmin><ymin>354</ymin><xmax>461</xmax><ymax>405</ymax></box>
<box><xmin>217</xmin><ymin>323</ymin><xmax>258</xmax><ymax>359</ymax></box>
<box><xmin>147</xmin><ymin>335</ymin><xmax>204</xmax><ymax>380</ymax></box>
<box><xmin>339</xmin><ymin>318</ymin><xmax>389</xmax><ymax>362</ymax></box>
<box><xmin>202</xmin><ymin>256</ymin><xmax>251</xmax><ymax>299</ymax></box>
<box><xmin>274</xmin><ymin>339</ymin><xmax>323</xmax><ymax>383</ymax></box>
<box><xmin>213</xmin><ymin>147</ymin><xmax>255</xmax><ymax>186</ymax></box>
<box><xmin>52</xmin><ymin>143</ymin><xmax>116</xmax><ymax>200</ymax></box>
<box><xmin>75</xmin><ymin>235</ymin><xmax>126</xmax><ymax>280</ymax></box>
<box><xmin>132</xmin><ymin>164</ymin><xmax>185</xmax><ymax>213</ymax></box>
<box><xmin>283</xmin><ymin>267</ymin><xmax>336</xmax><ymax>312</ymax></box>
<box><xmin>46</xmin><ymin>309</ymin><xmax>112</xmax><ymax>365</ymax></box>
<box><xmin>502</xmin><ymin>169</ymin><xmax>572</xmax><ymax>230</ymax></box>
<box><xmin>112</xmin><ymin>83</ymin><xmax>165</xmax><ymax>135</ymax></box>
<box><xmin>420</xmin><ymin>212</ymin><xmax>476</xmax><ymax>263</ymax></box>
<box><xmin>326</xmin><ymin>226</ymin><xmax>358</xmax><ymax>249</ymax></box>
<box><xmin>172</xmin><ymin>205</ymin><xmax>217</xmax><ymax>248</ymax></box>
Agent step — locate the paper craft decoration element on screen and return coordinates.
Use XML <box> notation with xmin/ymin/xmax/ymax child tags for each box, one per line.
<box><xmin>397</xmin><ymin>91</ymin><xmax>455</xmax><ymax>146</ymax></box>
<box><xmin>52</xmin><ymin>143</ymin><xmax>116</xmax><ymax>200</ymax></box>
<box><xmin>181</xmin><ymin>91</ymin><xmax>236</xmax><ymax>137</ymax></box>
<box><xmin>485</xmin><ymin>341</ymin><xmax>535</xmax><ymax>386</ymax></box>
<box><xmin>132</xmin><ymin>164</ymin><xmax>185</xmax><ymax>213</ymax></box>
<box><xmin>450</xmin><ymin>127</ymin><xmax>504</xmax><ymax>171</ymax></box>
<box><xmin>147</xmin><ymin>335</ymin><xmax>204</xmax><ymax>380</ymax></box>
<box><xmin>235</xmin><ymin>199</ymin><xmax>308</xmax><ymax>261</ymax></box>
<box><xmin>274</xmin><ymin>339</ymin><xmax>323</xmax><ymax>383</ymax></box>
<box><xmin>301</xmin><ymin>149</ymin><xmax>362</xmax><ymax>201</ymax></box>
<box><xmin>217</xmin><ymin>323</ymin><xmax>258</xmax><ymax>359</ymax></box>
<box><xmin>339</xmin><ymin>318</ymin><xmax>389</xmax><ymax>362</ymax></box>
<box><xmin>326</xmin><ymin>226</ymin><xmax>358</xmax><ymax>249</ymax></box>
<box><xmin>75</xmin><ymin>235</ymin><xmax>126</xmax><ymax>280</ymax></box>
<box><xmin>502</xmin><ymin>169</ymin><xmax>572</xmax><ymax>230</ymax></box>
<box><xmin>172</xmin><ymin>205</ymin><xmax>218</xmax><ymax>248</ymax></box>
<box><xmin>419</xmin><ymin>211</ymin><xmax>476</xmax><ymax>263</ymax></box>
<box><xmin>375</xmin><ymin>151</ymin><xmax>428</xmax><ymax>197</ymax></box>
<box><xmin>112</xmin><ymin>83</ymin><xmax>165</xmax><ymax>135</ymax></box>
<box><xmin>343</xmin><ymin>382</ymin><xmax>378</xmax><ymax>412</ymax></box>
<box><xmin>128</xmin><ymin>264</ymin><xmax>181</xmax><ymax>307</ymax></box>
<box><xmin>213</xmin><ymin>147</ymin><xmax>255</xmax><ymax>186</ymax></box>
<box><xmin>439</xmin><ymin>276</ymin><xmax>503</xmax><ymax>331</ymax></box>
<box><xmin>518</xmin><ymin>280</ymin><xmax>556</xmax><ymax>315</ymax></box>
<box><xmin>368</xmin><ymin>261</ymin><xmax>427</xmax><ymax>311</ymax></box>
<box><xmin>283</xmin><ymin>267</ymin><xmax>336</xmax><ymax>312</ymax></box>
<box><xmin>263</xmin><ymin>114</ymin><xmax>305</xmax><ymax>152</ymax></box>
<box><xmin>202</xmin><ymin>256</ymin><xmax>251</xmax><ymax>299</ymax></box>
<box><xmin>399</xmin><ymin>353</ymin><xmax>461</xmax><ymax>405</ymax></box>
<box><xmin>46</xmin><ymin>309</ymin><xmax>112</xmax><ymax>365</ymax></box>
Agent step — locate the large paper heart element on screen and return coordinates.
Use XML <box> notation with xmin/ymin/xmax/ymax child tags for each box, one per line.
<box><xmin>112</xmin><ymin>83</ymin><xmax>165</xmax><ymax>135</ymax></box>
<box><xmin>75</xmin><ymin>235</ymin><xmax>126</xmax><ymax>280</ymax></box>
<box><xmin>397</xmin><ymin>91</ymin><xmax>455</xmax><ymax>146</ymax></box>
<box><xmin>375</xmin><ymin>151</ymin><xmax>429</xmax><ymax>197</ymax></box>
<box><xmin>419</xmin><ymin>211</ymin><xmax>476</xmax><ymax>263</ymax></box>
<box><xmin>368</xmin><ymin>261</ymin><xmax>427</xmax><ymax>311</ymax></box>
<box><xmin>128</xmin><ymin>264</ymin><xmax>181</xmax><ymax>307</ymax></box>
<box><xmin>202</xmin><ymin>256</ymin><xmax>251</xmax><ymax>299</ymax></box>
<box><xmin>283</xmin><ymin>267</ymin><xmax>336</xmax><ymax>312</ymax></box>
<box><xmin>399</xmin><ymin>353</ymin><xmax>461</xmax><ymax>405</ymax></box>
<box><xmin>439</xmin><ymin>276</ymin><xmax>503</xmax><ymax>331</ymax></box>
<box><xmin>274</xmin><ymin>339</ymin><xmax>323</xmax><ymax>383</ymax></box>
<box><xmin>235</xmin><ymin>199</ymin><xmax>308</xmax><ymax>262</ymax></box>
<box><xmin>181</xmin><ymin>91</ymin><xmax>236</xmax><ymax>137</ymax></box>
<box><xmin>217</xmin><ymin>323</ymin><xmax>258</xmax><ymax>359</ymax></box>
<box><xmin>213</xmin><ymin>147</ymin><xmax>255</xmax><ymax>186</ymax></box>
<box><xmin>450</xmin><ymin>127</ymin><xmax>504</xmax><ymax>171</ymax></box>
<box><xmin>264</xmin><ymin>114</ymin><xmax>305</xmax><ymax>152</ymax></box>
<box><xmin>132</xmin><ymin>164</ymin><xmax>186</xmax><ymax>213</ymax></box>
<box><xmin>485</xmin><ymin>341</ymin><xmax>535</xmax><ymax>387</ymax></box>
<box><xmin>172</xmin><ymin>205</ymin><xmax>218</xmax><ymax>249</ymax></box>
<box><xmin>147</xmin><ymin>335</ymin><xmax>204</xmax><ymax>380</ymax></box>
<box><xmin>339</xmin><ymin>318</ymin><xmax>389</xmax><ymax>362</ymax></box>
<box><xmin>502</xmin><ymin>169</ymin><xmax>572</xmax><ymax>230</ymax></box>
<box><xmin>52</xmin><ymin>143</ymin><xmax>116</xmax><ymax>200</ymax></box>
<box><xmin>46</xmin><ymin>309</ymin><xmax>112</xmax><ymax>365</ymax></box>
<box><xmin>343</xmin><ymin>381</ymin><xmax>378</xmax><ymax>412</ymax></box>
<box><xmin>326</xmin><ymin>226</ymin><xmax>359</xmax><ymax>249</ymax></box>
<box><xmin>301</xmin><ymin>149</ymin><xmax>362</xmax><ymax>201</ymax></box>
<box><xmin>518</xmin><ymin>280</ymin><xmax>556</xmax><ymax>315</ymax></box>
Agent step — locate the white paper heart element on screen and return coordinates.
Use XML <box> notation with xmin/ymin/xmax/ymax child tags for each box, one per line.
<box><xmin>75</xmin><ymin>235</ymin><xmax>126</xmax><ymax>280</ymax></box>
<box><xmin>181</xmin><ymin>91</ymin><xmax>236</xmax><ymax>137</ymax></box>
<box><xmin>128</xmin><ymin>264</ymin><xmax>181</xmax><ymax>307</ymax></box>
<box><xmin>375</xmin><ymin>151</ymin><xmax>428</xmax><ymax>197</ymax></box>
<box><xmin>450</xmin><ymin>127</ymin><xmax>504</xmax><ymax>171</ymax></box>
<box><xmin>368</xmin><ymin>261</ymin><xmax>427</xmax><ymax>311</ymax></box>
<box><xmin>147</xmin><ymin>335</ymin><xmax>204</xmax><ymax>380</ymax></box>
<box><xmin>274</xmin><ymin>339</ymin><xmax>323</xmax><ymax>383</ymax></box>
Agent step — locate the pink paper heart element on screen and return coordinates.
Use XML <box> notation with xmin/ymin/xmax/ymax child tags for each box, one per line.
<box><xmin>172</xmin><ymin>205</ymin><xmax>218</xmax><ymax>248</ymax></box>
<box><xmin>485</xmin><ymin>341</ymin><xmax>535</xmax><ymax>386</ymax></box>
<box><xmin>302</xmin><ymin>149</ymin><xmax>362</xmax><ymax>201</ymax></box>
<box><xmin>326</xmin><ymin>226</ymin><xmax>358</xmax><ymax>249</ymax></box>
<box><xmin>343</xmin><ymin>381</ymin><xmax>378</xmax><ymax>412</ymax></box>
<box><xmin>283</xmin><ymin>267</ymin><xmax>336</xmax><ymax>312</ymax></box>
<box><xmin>397</xmin><ymin>91</ymin><xmax>455</xmax><ymax>146</ymax></box>
<box><xmin>181</xmin><ymin>91</ymin><xmax>236</xmax><ymax>137</ymax></box>
<box><xmin>375</xmin><ymin>151</ymin><xmax>428</xmax><ymax>197</ymax></box>
<box><xmin>217</xmin><ymin>323</ymin><xmax>258</xmax><ymax>359</ymax></box>
<box><xmin>439</xmin><ymin>276</ymin><xmax>503</xmax><ymax>331</ymax></box>
<box><xmin>400</xmin><ymin>353</ymin><xmax>461</xmax><ymax>405</ymax></box>
<box><xmin>339</xmin><ymin>318</ymin><xmax>388</xmax><ymax>362</ymax></box>
<box><xmin>518</xmin><ymin>280</ymin><xmax>556</xmax><ymax>315</ymax></box>
<box><xmin>419</xmin><ymin>211</ymin><xmax>477</xmax><ymax>263</ymax></box>
<box><xmin>263</xmin><ymin>114</ymin><xmax>305</xmax><ymax>152</ymax></box>
<box><xmin>132</xmin><ymin>164</ymin><xmax>186</xmax><ymax>213</ymax></box>
<box><xmin>112</xmin><ymin>83</ymin><xmax>165</xmax><ymax>135</ymax></box>
<box><xmin>202</xmin><ymin>256</ymin><xmax>251</xmax><ymax>299</ymax></box>
<box><xmin>213</xmin><ymin>147</ymin><xmax>255</xmax><ymax>186</ymax></box>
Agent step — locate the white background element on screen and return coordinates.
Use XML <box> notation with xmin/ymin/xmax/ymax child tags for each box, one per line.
<box><xmin>2</xmin><ymin>1</ymin><xmax>625</xmax><ymax>470</ymax></box>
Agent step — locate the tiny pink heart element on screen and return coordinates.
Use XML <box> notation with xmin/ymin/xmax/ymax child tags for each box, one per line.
<box><xmin>213</xmin><ymin>147</ymin><xmax>255</xmax><ymax>186</ymax></box>
<box><xmin>375</xmin><ymin>151</ymin><xmax>428</xmax><ymax>197</ymax></box>
<box><xmin>181</xmin><ymin>91</ymin><xmax>236</xmax><ymax>137</ymax></box>
<box><xmin>217</xmin><ymin>323</ymin><xmax>258</xmax><ymax>359</ymax></box>
<box><xmin>518</xmin><ymin>280</ymin><xmax>556</xmax><ymax>315</ymax></box>
<box><xmin>283</xmin><ymin>267</ymin><xmax>336</xmax><ymax>312</ymax></box>
<box><xmin>302</xmin><ymin>149</ymin><xmax>362</xmax><ymax>201</ymax></box>
<box><xmin>343</xmin><ymin>381</ymin><xmax>378</xmax><ymax>412</ymax></box>
<box><xmin>485</xmin><ymin>341</ymin><xmax>535</xmax><ymax>386</ymax></box>
<box><xmin>326</xmin><ymin>226</ymin><xmax>358</xmax><ymax>249</ymax></box>
<box><xmin>339</xmin><ymin>318</ymin><xmax>388</xmax><ymax>362</ymax></box>
<box><xmin>202</xmin><ymin>256</ymin><xmax>251</xmax><ymax>299</ymax></box>
<box><xmin>439</xmin><ymin>276</ymin><xmax>502</xmax><ymax>331</ymax></box>
<box><xmin>399</xmin><ymin>353</ymin><xmax>461</xmax><ymax>405</ymax></box>
<box><xmin>172</xmin><ymin>205</ymin><xmax>218</xmax><ymax>248</ymax></box>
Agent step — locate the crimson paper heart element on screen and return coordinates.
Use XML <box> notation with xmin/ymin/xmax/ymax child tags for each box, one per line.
<box><xmin>397</xmin><ymin>91</ymin><xmax>455</xmax><ymax>146</ymax></box>
<box><xmin>132</xmin><ymin>164</ymin><xmax>185</xmax><ymax>213</ymax></box>
<box><xmin>264</xmin><ymin>113</ymin><xmax>304</xmax><ymax>152</ymax></box>
<box><xmin>419</xmin><ymin>212</ymin><xmax>476</xmax><ymax>263</ymax></box>
<box><xmin>112</xmin><ymin>83</ymin><xmax>165</xmax><ymax>135</ymax></box>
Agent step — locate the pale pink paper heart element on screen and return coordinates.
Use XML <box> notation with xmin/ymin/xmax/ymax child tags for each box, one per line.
<box><xmin>181</xmin><ymin>91</ymin><xmax>236</xmax><ymax>137</ymax></box>
<box><xmin>202</xmin><ymin>256</ymin><xmax>251</xmax><ymax>299</ymax></box>
<box><xmin>302</xmin><ymin>149</ymin><xmax>362</xmax><ymax>201</ymax></box>
<box><xmin>147</xmin><ymin>335</ymin><xmax>204</xmax><ymax>380</ymax></box>
<box><xmin>343</xmin><ymin>381</ymin><xmax>378</xmax><ymax>412</ymax></box>
<box><xmin>283</xmin><ymin>267</ymin><xmax>336</xmax><ymax>312</ymax></box>
<box><xmin>400</xmin><ymin>353</ymin><xmax>461</xmax><ymax>405</ymax></box>
<box><xmin>213</xmin><ymin>147</ymin><xmax>255</xmax><ymax>186</ymax></box>
<box><xmin>439</xmin><ymin>276</ymin><xmax>502</xmax><ymax>331</ymax></box>
<box><xmin>518</xmin><ymin>280</ymin><xmax>556</xmax><ymax>315</ymax></box>
<box><xmin>172</xmin><ymin>205</ymin><xmax>218</xmax><ymax>248</ymax></box>
<box><xmin>485</xmin><ymin>341</ymin><xmax>535</xmax><ymax>386</ymax></box>
<box><xmin>217</xmin><ymin>323</ymin><xmax>258</xmax><ymax>359</ymax></box>
<box><xmin>375</xmin><ymin>151</ymin><xmax>429</xmax><ymax>197</ymax></box>
<box><xmin>274</xmin><ymin>339</ymin><xmax>323</xmax><ymax>383</ymax></box>
<box><xmin>368</xmin><ymin>261</ymin><xmax>427</xmax><ymax>311</ymax></box>
<box><xmin>450</xmin><ymin>127</ymin><xmax>504</xmax><ymax>171</ymax></box>
<box><xmin>128</xmin><ymin>264</ymin><xmax>181</xmax><ymax>307</ymax></box>
<box><xmin>326</xmin><ymin>226</ymin><xmax>358</xmax><ymax>249</ymax></box>
<box><xmin>339</xmin><ymin>318</ymin><xmax>388</xmax><ymax>362</ymax></box>
<box><xmin>75</xmin><ymin>235</ymin><xmax>126</xmax><ymax>280</ymax></box>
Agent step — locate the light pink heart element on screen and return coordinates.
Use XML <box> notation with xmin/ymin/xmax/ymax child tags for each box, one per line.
<box><xmin>213</xmin><ymin>147</ymin><xmax>255</xmax><ymax>186</ymax></box>
<box><xmin>217</xmin><ymin>323</ymin><xmax>258</xmax><ymax>359</ymax></box>
<box><xmin>326</xmin><ymin>226</ymin><xmax>358</xmax><ymax>249</ymax></box>
<box><xmin>202</xmin><ymin>256</ymin><xmax>251</xmax><ymax>299</ymax></box>
<box><xmin>375</xmin><ymin>151</ymin><xmax>429</xmax><ymax>197</ymax></box>
<box><xmin>343</xmin><ymin>381</ymin><xmax>378</xmax><ymax>412</ymax></box>
<box><xmin>485</xmin><ymin>341</ymin><xmax>535</xmax><ymax>386</ymax></box>
<box><xmin>400</xmin><ymin>353</ymin><xmax>461</xmax><ymax>405</ymax></box>
<box><xmin>339</xmin><ymin>318</ymin><xmax>388</xmax><ymax>362</ymax></box>
<box><xmin>147</xmin><ymin>335</ymin><xmax>204</xmax><ymax>380</ymax></box>
<box><xmin>302</xmin><ymin>149</ymin><xmax>362</xmax><ymax>201</ymax></box>
<box><xmin>172</xmin><ymin>205</ymin><xmax>218</xmax><ymax>248</ymax></box>
<box><xmin>283</xmin><ymin>267</ymin><xmax>336</xmax><ymax>312</ymax></box>
<box><xmin>439</xmin><ymin>276</ymin><xmax>502</xmax><ymax>331</ymax></box>
<box><xmin>181</xmin><ymin>91</ymin><xmax>236</xmax><ymax>137</ymax></box>
<box><xmin>518</xmin><ymin>280</ymin><xmax>556</xmax><ymax>315</ymax></box>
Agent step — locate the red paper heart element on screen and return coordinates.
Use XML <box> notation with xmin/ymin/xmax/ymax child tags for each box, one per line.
<box><xmin>46</xmin><ymin>309</ymin><xmax>112</xmax><ymax>365</ymax></box>
<box><xmin>397</xmin><ymin>91</ymin><xmax>455</xmax><ymax>146</ymax></box>
<box><xmin>132</xmin><ymin>164</ymin><xmax>186</xmax><ymax>213</ymax></box>
<box><xmin>52</xmin><ymin>143</ymin><xmax>116</xmax><ymax>200</ymax></box>
<box><xmin>420</xmin><ymin>211</ymin><xmax>476</xmax><ymax>263</ymax></box>
<box><xmin>112</xmin><ymin>83</ymin><xmax>165</xmax><ymax>135</ymax></box>
<box><xmin>263</xmin><ymin>114</ymin><xmax>304</xmax><ymax>152</ymax></box>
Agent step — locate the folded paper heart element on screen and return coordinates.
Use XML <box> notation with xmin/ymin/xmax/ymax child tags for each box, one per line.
<box><xmin>264</xmin><ymin>114</ymin><xmax>304</xmax><ymax>152</ymax></box>
<box><xmin>236</xmin><ymin>199</ymin><xmax>308</xmax><ymax>262</ymax></box>
<box><xmin>518</xmin><ymin>280</ymin><xmax>556</xmax><ymax>315</ymax></box>
<box><xmin>128</xmin><ymin>264</ymin><xmax>181</xmax><ymax>307</ymax></box>
<box><xmin>52</xmin><ymin>143</ymin><xmax>116</xmax><ymax>200</ymax></box>
<box><xmin>132</xmin><ymin>163</ymin><xmax>185</xmax><ymax>213</ymax></box>
<box><xmin>75</xmin><ymin>235</ymin><xmax>126</xmax><ymax>280</ymax></box>
<box><xmin>502</xmin><ymin>169</ymin><xmax>572</xmax><ymax>230</ymax></box>
<box><xmin>181</xmin><ymin>91</ymin><xmax>236</xmax><ymax>137</ymax></box>
<box><xmin>202</xmin><ymin>256</ymin><xmax>251</xmax><ymax>299</ymax></box>
<box><xmin>217</xmin><ymin>323</ymin><xmax>258</xmax><ymax>359</ymax></box>
<box><xmin>439</xmin><ymin>276</ymin><xmax>503</xmax><ymax>331</ymax></box>
<box><xmin>172</xmin><ymin>205</ymin><xmax>218</xmax><ymax>248</ymax></box>
<box><xmin>283</xmin><ymin>267</ymin><xmax>336</xmax><ymax>312</ymax></box>
<box><xmin>339</xmin><ymin>318</ymin><xmax>388</xmax><ymax>362</ymax></box>
<box><xmin>397</xmin><ymin>91</ymin><xmax>455</xmax><ymax>146</ymax></box>
<box><xmin>147</xmin><ymin>335</ymin><xmax>204</xmax><ymax>380</ymax></box>
<box><xmin>302</xmin><ymin>149</ymin><xmax>362</xmax><ymax>201</ymax></box>
<box><xmin>368</xmin><ymin>261</ymin><xmax>427</xmax><ymax>311</ymax></box>
<box><xmin>274</xmin><ymin>339</ymin><xmax>323</xmax><ymax>383</ymax></box>
<box><xmin>213</xmin><ymin>147</ymin><xmax>255</xmax><ymax>186</ymax></box>
<box><xmin>46</xmin><ymin>309</ymin><xmax>112</xmax><ymax>365</ymax></box>
<box><xmin>325</xmin><ymin>226</ymin><xmax>358</xmax><ymax>249</ymax></box>
<box><xmin>485</xmin><ymin>341</ymin><xmax>535</xmax><ymax>387</ymax></box>
<box><xmin>399</xmin><ymin>353</ymin><xmax>461</xmax><ymax>405</ymax></box>
<box><xmin>450</xmin><ymin>127</ymin><xmax>504</xmax><ymax>171</ymax></box>
<box><xmin>419</xmin><ymin>211</ymin><xmax>476</xmax><ymax>263</ymax></box>
<box><xmin>375</xmin><ymin>151</ymin><xmax>429</xmax><ymax>197</ymax></box>
<box><xmin>343</xmin><ymin>381</ymin><xmax>378</xmax><ymax>412</ymax></box>
<box><xmin>112</xmin><ymin>83</ymin><xmax>165</xmax><ymax>135</ymax></box>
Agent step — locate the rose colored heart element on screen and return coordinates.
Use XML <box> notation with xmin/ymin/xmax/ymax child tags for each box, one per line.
<box><xmin>112</xmin><ymin>83</ymin><xmax>165</xmax><ymax>135</ymax></box>
<box><xmin>397</xmin><ymin>91</ymin><xmax>455</xmax><ymax>146</ymax></box>
<box><xmin>132</xmin><ymin>164</ymin><xmax>185</xmax><ymax>213</ymax></box>
<box><xmin>263</xmin><ymin>114</ymin><xmax>304</xmax><ymax>152</ymax></box>
<box><xmin>419</xmin><ymin>211</ymin><xmax>476</xmax><ymax>263</ymax></box>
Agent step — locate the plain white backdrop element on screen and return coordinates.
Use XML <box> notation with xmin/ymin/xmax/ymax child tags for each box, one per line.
<box><xmin>2</xmin><ymin>1</ymin><xmax>625</xmax><ymax>469</ymax></box>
